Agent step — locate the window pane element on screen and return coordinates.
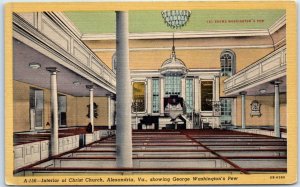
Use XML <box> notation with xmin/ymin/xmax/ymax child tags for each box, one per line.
<box><xmin>152</xmin><ymin>79</ymin><xmax>160</xmax><ymax>113</ymax></box>
<box><xmin>165</xmin><ymin>75</ymin><xmax>181</xmax><ymax>96</ymax></box>
<box><xmin>58</xmin><ymin>95</ymin><xmax>67</xmax><ymax>112</ymax></box>
<box><xmin>220</xmin><ymin>51</ymin><xmax>234</xmax><ymax>76</ymax></box>
<box><xmin>58</xmin><ymin>95</ymin><xmax>67</xmax><ymax>127</ymax></box>
<box><xmin>35</xmin><ymin>90</ymin><xmax>44</xmax><ymax>127</ymax></box>
<box><xmin>220</xmin><ymin>98</ymin><xmax>232</xmax><ymax>124</ymax></box>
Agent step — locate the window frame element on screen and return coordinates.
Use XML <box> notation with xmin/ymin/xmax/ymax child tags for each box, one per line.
<box><xmin>152</xmin><ymin>78</ymin><xmax>160</xmax><ymax>114</ymax></box>
<box><xmin>220</xmin><ymin>98</ymin><xmax>233</xmax><ymax>124</ymax></box>
<box><xmin>200</xmin><ymin>80</ymin><xmax>213</xmax><ymax>112</ymax></box>
<box><xmin>185</xmin><ymin>78</ymin><xmax>194</xmax><ymax>113</ymax></box>
<box><xmin>220</xmin><ymin>49</ymin><xmax>236</xmax><ymax>76</ymax></box>
<box><xmin>29</xmin><ymin>87</ymin><xmax>44</xmax><ymax>130</ymax></box>
<box><xmin>58</xmin><ymin>94</ymin><xmax>67</xmax><ymax>127</ymax></box>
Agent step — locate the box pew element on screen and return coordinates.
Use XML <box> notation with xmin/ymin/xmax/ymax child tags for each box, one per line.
<box><xmin>206</xmin><ymin>145</ymin><xmax>286</xmax><ymax>150</ymax></box>
<box><xmin>190</xmin><ymin>135</ymin><xmax>271</xmax><ymax>139</ymax></box>
<box><xmin>62</xmin><ymin>151</ymin><xmax>116</xmax><ymax>158</ymax></box>
<box><xmin>201</xmin><ymin>141</ymin><xmax>287</xmax><ymax>146</ymax></box>
<box><xmin>215</xmin><ymin>149</ymin><xmax>287</xmax><ymax>157</ymax></box>
<box><xmin>84</xmin><ymin>130</ymin><xmax>115</xmax><ymax>145</ymax></box>
<box><xmin>102</xmin><ymin>139</ymin><xmax>194</xmax><ymax>143</ymax></box>
<box><xmin>131</xmin><ymin>135</ymin><xmax>186</xmax><ymax>138</ymax></box>
<box><xmin>83</xmin><ymin>144</ymin><xmax>207</xmax><ymax>151</ymax></box>
<box><xmin>20</xmin><ymin>167</ymin><xmax>245</xmax><ymax>176</ymax></box>
<box><xmin>32</xmin><ymin>157</ymin><xmax>231</xmax><ymax>169</ymax></box>
<box><xmin>58</xmin><ymin>135</ymin><xmax>80</xmax><ymax>154</ymax></box>
<box><xmin>62</xmin><ymin>150</ymin><xmax>215</xmax><ymax>158</ymax></box>
<box><xmin>195</xmin><ymin>138</ymin><xmax>286</xmax><ymax>142</ymax></box>
<box><xmin>233</xmin><ymin>128</ymin><xmax>287</xmax><ymax>138</ymax></box>
<box><xmin>14</xmin><ymin>141</ymin><xmax>44</xmax><ymax>170</ymax></box>
<box><xmin>14</xmin><ymin>133</ymin><xmax>86</xmax><ymax>171</ymax></box>
<box><xmin>92</xmin><ymin>142</ymin><xmax>199</xmax><ymax>146</ymax></box>
<box><xmin>229</xmin><ymin>156</ymin><xmax>287</xmax><ymax>168</ymax></box>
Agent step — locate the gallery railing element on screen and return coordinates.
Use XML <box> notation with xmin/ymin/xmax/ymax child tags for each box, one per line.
<box><xmin>224</xmin><ymin>46</ymin><xmax>286</xmax><ymax>95</ymax></box>
<box><xmin>13</xmin><ymin>12</ymin><xmax>116</xmax><ymax>93</ymax></box>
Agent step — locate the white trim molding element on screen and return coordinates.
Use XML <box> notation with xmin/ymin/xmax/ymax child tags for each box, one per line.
<box><xmin>54</xmin><ymin>12</ymin><xmax>83</xmax><ymax>38</ymax></box>
<box><xmin>82</xmin><ymin>29</ymin><xmax>271</xmax><ymax>41</ymax></box>
<box><xmin>269</xmin><ymin>15</ymin><xmax>286</xmax><ymax>35</ymax></box>
<box><xmin>91</xmin><ymin>44</ymin><xmax>275</xmax><ymax>52</ymax></box>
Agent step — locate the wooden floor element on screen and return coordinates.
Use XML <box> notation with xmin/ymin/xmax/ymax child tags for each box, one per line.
<box><xmin>17</xmin><ymin>129</ymin><xmax>287</xmax><ymax>175</ymax></box>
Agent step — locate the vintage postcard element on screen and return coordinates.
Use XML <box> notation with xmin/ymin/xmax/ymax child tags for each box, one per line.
<box><xmin>5</xmin><ymin>0</ymin><xmax>297</xmax><ymax>186</ymax></box>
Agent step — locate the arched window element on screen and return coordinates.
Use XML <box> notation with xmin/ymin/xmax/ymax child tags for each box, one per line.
<box><xmin>220</xmin><ymin>50</ymin><xmax>235</xmax><ymax>76</ymax></box>
<box><xmin>112</xmin><ymin>53</ymin><xmax>116</xmax><ymax>73</ymax></box>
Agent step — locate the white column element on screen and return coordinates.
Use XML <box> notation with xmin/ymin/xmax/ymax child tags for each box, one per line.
<box><xmin>215</xmin><ymin>75</ymin><xmax>220</xmax><ymax>102</ymax></box>
<box><xmin>240</xmin><ymin>91</ymin><xmax>247</xmax><ymax>129</ymax></box>
<box><xmin>273</xmin><ymin>81</ymin><xmax>281</xmax><ymax>137</ymax></box>
<box><xmin>115</xmin><ymin>11</ymin><xmax>132</xmax><ymax>168</ymax></box>
<box><xmin>214</xmin><ymin>75</ymin><xmax>220</xmax><ymax>128</ymax></box>
<box><xmin>147</xmin><ymin>79</ymin><xmax>152</xmax><ymax>114</ymax></box>
<box><xmin>231</xmin><ymin>98</ymin><xmax>237</xmax><ymax>126</ymax></box>
<box><xmin>213</xmin><ymin>78</ymin><xmax>216</xmax><ymax>102</ymax></box>
<box><xmin>181</xmin><ymin>78</ymin><xmax>186</xmax><ymax>99</ymax></box>
<box><xmin>194</xmin><ymin>78</ymin><xmax>199</xmax><ymax>112</ymax></box>
<box><xmin>107</xmin><ymin>94</ymin><xmax>112</xmax><ymax>129</ymax></box>
<box><xmin>160</xmin><ymin>78</ymin><xmax>165</xmax><ymax>114</ymax></box>
<box><xmin>86</xmin><ymin>85</ymin><xmax>94</xmax><ymax>133</ymax></box>
<box><xmin>111</xmin><ymin>97</ymin><xmax>116</xmax><ymax>128</ymax></box>
<box><xmin>46</xmin><ymin>67</ymin><xmax>59</xmax><ymax>156</ymax></box>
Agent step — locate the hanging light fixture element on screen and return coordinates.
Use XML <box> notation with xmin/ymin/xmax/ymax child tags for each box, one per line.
<box><xmin>28</xmin><ymin>62</ymin><xmax>41</xmax><ymax>69</ymax></box>
<box><xmin>161</xmin><ymin>10</ymin><xmax>191</xmax><ymax>29</ymax></box>
<box><xmin>160</xmin><ymin>33</ymin><xmax>187</xmax><ymax>77</ymax></box>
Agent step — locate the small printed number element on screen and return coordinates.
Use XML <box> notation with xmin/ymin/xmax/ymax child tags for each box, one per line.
<box><xmin>270</xmin><ymin>176</ymin><xmax>285</xmax><ymax>179</ymax></box>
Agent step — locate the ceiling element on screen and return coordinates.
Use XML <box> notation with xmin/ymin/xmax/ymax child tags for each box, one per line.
<box><xmin>13</xmin><ymin>39</ymin><xmax>111</xmax><ymax>97</ymax></box>
<box><xmin>242</xmin><ymin>76</ymin><xmax>286</xmax><ymax>96</ymax></box>
<box><xmin>64</xmin><ymin>10</ymin><xmax>285</xmax><ymax>34</ymax></box>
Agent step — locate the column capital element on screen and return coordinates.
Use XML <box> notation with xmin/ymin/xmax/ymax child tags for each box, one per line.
<box><xmin>270</xmin><ymin>80</ymin><xmax>282</xmax><ymax>85</ymax></box>
<box><xmin>214</xmin><ymin>75</ymin><xmax>220</xmax><ymax>78</ymax></box>
<box><xmin>239</xmin><ymin>91</ymin><xmax>247</xmax><ymax>95</ymax></box>
<box><xmin>115</xmin><ymin>10</ymin><xmax>128</xmax><ymax>14</ymax></box>
<box><xmin>86</xmin><ymin>85</ymin><xmax>94</xmax><ymax>90</ymax></box>
<box><xmin>111</xmin><ymin>94</ymin><xmax>117</xmax><ymax>100</ymax></box>
<box><xmin>46</xmin><ymin>67</ymin><xmax>59</xmax><ymax>74</ymax></box>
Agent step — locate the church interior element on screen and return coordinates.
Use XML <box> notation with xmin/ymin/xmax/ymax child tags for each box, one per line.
<box><xmin>12</xmin><ymin>9</ymin><xmax>287</xmax><ymax>175</ymax></box>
